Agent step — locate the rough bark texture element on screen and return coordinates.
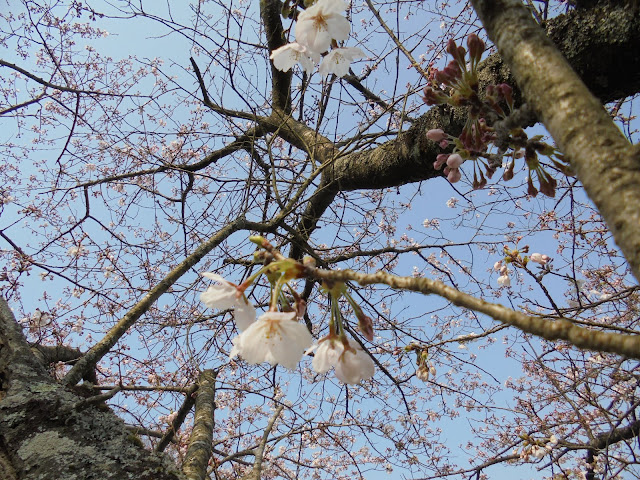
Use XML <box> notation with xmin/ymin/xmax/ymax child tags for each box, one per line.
<box><xmin>182</xmin><ymin>370</ymin><xmax>216</xmax><ymax>480</ymax></box>
<box><xmin>471</xmin><ymin>0</ymin><xmax>640</xmax><ymax>282</ymax></box>
<box><xmin>0</xmin><ymin>299</ymin><xmax>185</xmax><ymax>480</ymax></box>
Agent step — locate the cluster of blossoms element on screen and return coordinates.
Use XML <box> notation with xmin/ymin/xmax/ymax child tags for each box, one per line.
<box><xmin>405</xmin><ymin>343</ymin><xmax>436</xmax><ymax>383</ymax></box>
<box><xmin>494</xmin><ymin>245</ymin><xmax>552</xmax><ymax>287</ymax></box>
<box><xmin>199</xmin><ymin>236</ymin><xmax>375</xmax><ymax>384</ymax></box>
<box><xmin>270</xmin><ymin>0</ymin><xmax>365</xmax><ymax>78</ymax></box>
<box><xmin>423</xmin><ymin>34</ymin><xmax>569</xmax><ymax>196</ymax></box>
<box><xmin>517</xmin><ymin>433</ymin><xmax>559</xmax><ymax>461</ymax></box>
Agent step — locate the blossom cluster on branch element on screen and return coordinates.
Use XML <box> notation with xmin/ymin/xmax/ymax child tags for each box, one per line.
<box><xmin>270</xmin><ymin>0</ymin><xmax>365</xmax><ymax>78</ymax></box>
<box><xmin>423</xmin><ymin>34</ymin><xmax>570</xmax><ymax>196</ymax></box>
<box><xmin>199</xmin><ymin>236</ymin><xmax>375</xmax><ymax>384</ymax></box>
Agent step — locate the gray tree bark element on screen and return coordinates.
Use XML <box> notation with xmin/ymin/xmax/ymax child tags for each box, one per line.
<box><xmin>0</xmin><ymin>299</ymin><xmax>185</xmax><ymax>480</ymax></box>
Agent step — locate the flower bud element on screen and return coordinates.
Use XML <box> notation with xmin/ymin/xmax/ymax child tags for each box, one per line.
<box><xmin>467</xmin><ymin>33</ymin><xmax>485</xmax><ymax>61</ymax></box>
<box><xmin>503</xmin><ymin>160</ymin><xmax>515</xmax><ymax>181</ymax></box>
<box><xmin>358</xmin><ymin>314</ymin><xmax>374</xmax><ymax>342</ymax></box>
<box><xmin>446</xmin><ymin>153</ymin><xmax>464</xmax><ymax>169</ymax></box>
<box><xmin>434</xmin><ymin>154</ymin><xmax>449</xmax><ymax>170</ymax></box>
<box><xmin>426</xmin><ymin>128</ymin><xmax>446</xmax><ymax>142</ymax></box>
<box><xmin>447</xmin><ymin>167</ymin><xmax>461</xmax><ymax>183</ymax></box>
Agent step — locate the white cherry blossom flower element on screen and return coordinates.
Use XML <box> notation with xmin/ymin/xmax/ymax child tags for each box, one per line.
<box><xmin>310</xmin><ymin>337</ymin><xmax>344</xmax><ymax>374</ymax></box>
<box><xmin>309</xmin><ymin>336</ymin><xmax>375</xmax><ymax>384</ymax></box>
<box><xmin>295</xmin><ymin>0</ymin><xmax>350</xmax><ymax>54</ymax></box>
<box><xmin>318</xmin><ymin>47</ymin><xmax>365</xmax><ymax>78</ymax></box>
<box><xmin>200</xmin><ymin>272</ymin><xmax>256</xmax><ymax>330</ymax></box>
<box><xmin>229</xmin><ymin>311</ymin><xmax>312</xmax><ymax>370</ymax></box>
<box><xmin>530</xmin><ymin>253</ymin><xmax>551</xmax><ymax>265</ymax></box>
<box><xmin>67</xmin><ymin>245</ymin><xmax>87</xmax><ymax>257</ymax></box>
<box><xmin>27</xmin><ymin>308</ymin><xmax>52</xmax><ymax>331</ymax></box>
<box><xmin>199</xmin><ymin>272</ymin><xmax>243</xmax><ymax>309</ymax></box>
<box><xmin>234</xmin><ymin>300</ymin><xmax>256</xmax><ymax>331</ymax></box>
<box><xmin>270</xmin><ymin>42</ymin><xmax>320</xmax><ymax>73</ymax></box>
<box><xmin>497</xmin><ymin>274</ymin><xmax>511</xmax><ymax>287</ymax></box>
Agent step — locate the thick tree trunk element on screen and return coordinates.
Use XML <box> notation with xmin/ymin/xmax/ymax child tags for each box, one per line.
<box><xmin>0</xmin><ymin>299</ymin><xmax>185</xmax><ymax>480</ymax></box>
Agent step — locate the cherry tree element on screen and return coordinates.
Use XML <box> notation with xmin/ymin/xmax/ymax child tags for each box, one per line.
<box><xmin>1</xmin><ymin>0</ymin><xmax>639</xmax><ymax>479</ymax></box>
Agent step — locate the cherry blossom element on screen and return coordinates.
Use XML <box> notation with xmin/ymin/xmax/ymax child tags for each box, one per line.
<box><xmin>200</xmin><ymin>272</ymin><xmax>256</xmax><ymax>330</ymax></box>
<box><xmin>426</xmin><ymin>128</ymin><xmax>446</xmax><ymax>142</ymax></box>
<box><xmin>200</xmin><ymin>272</ymin><xmax>240</xmax><ymax>310</ymax></box>
<box><xmin>295</xmin><ymin>0</ymin><xmax>350</xmax><ymax>54</ymax></box>
<box><xmin>497</xmin><ymin>274</ymin><xmax>511</xmax><ymax>287</ymax></box>
<box><xmin>229</xmin><ymin>311</ymin><xmax>313</xmax><ymax>370</ymax></box>
<box><xmin>446</xmin><ymin>167</ymin><xmax>461</xmax><ymax>183</ymax></box>
<box><xmin>530</xmin><ymin>253</ymin><xmax>551</xmax><ymax>265</ymax></box>
<box><xmin>270</xmin><ymin>42</ymin><xmax>320</xmax><ymax>73</ymax></box>
<box><xmin>318</xmin><ymin>46</ymin><xmax>365</xmax><ymax>78</ymax></box>
<box><xmin>233</xmin><ymin>300</ymin><xmax>257</xmax><ymax>331</ymax></box>
<box><xmin>309</xmin><ymin>335</ymin><xmax>375</xmax><ymax>384</ymax></box>
<box><xmin>446</xmin><ymin>153</ymin><xmax>464</xmax><ymax>169</ymax></box>
<box><xmin>416</xmin><ymin>362</ymin><xmax>436</xmax><ymax>382</ymax></box>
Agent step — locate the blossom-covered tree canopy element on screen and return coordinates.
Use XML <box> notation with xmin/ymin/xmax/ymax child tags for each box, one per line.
<box><xmin>1</xmin><ymin>1</ymin><xmax>640</xmax><ymax>479</ymax></box>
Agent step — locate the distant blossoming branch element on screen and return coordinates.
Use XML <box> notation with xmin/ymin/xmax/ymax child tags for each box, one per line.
<box><xmin>270</xmin><ymin>0</ymin><xmax>366</xmax><ymax>78</ymax></box>
<box><xmin>308</xmin><ymin>267</ymin><xmax>640</xmax><ymax>360</ymax></box>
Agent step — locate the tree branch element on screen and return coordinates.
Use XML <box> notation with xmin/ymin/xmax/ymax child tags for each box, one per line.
<box><xmin>308</xmin><ymin>268</ymin><xmax>640</xmax><ymax>359</ymax></box>
<box><xmin>63</xmin><ymin>218</ymin><xmax>248</xmax><ymax>386</ymax></box>
<box><xmin>182</xmin><ymin>370</ymin><xmax>217</xmax><ymax>480</ymax></box>
<box><xmin>470</xmin><ymin>0</ymin><xmax>640</xmax><ymax>283</ymax></box>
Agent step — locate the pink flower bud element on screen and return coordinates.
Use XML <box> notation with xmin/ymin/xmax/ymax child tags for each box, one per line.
<box><xmin>439</xmin><ymin>139</ymin><xmax>449</xmax><ymax>149</ymax></box>
<box><xmin>467</xmin><ymin>33</ymin><xmax>485</xmax><ymax>61</ymax></box>
<box><xmin>494</xmin><ymin>261</ymin><xmax>503</xmax><ymax>271</ymax></box>
<box><xmin>434</xmin><ymin>154</ymin><xmax>448</xmax><ymax>170</ymax></box>
<box><xmin>446</xmin><ymin>153</ymin><xmax>464</xmax><ymax>168</ymax></box>
<box><xmin>358</xmin><ymin>314</ymin><xmax>374</xmax><ymax>342</ymax></box>
<box><xmin>426</xmin><ymin>128</ymin><xmax>446</xmax><ymax>142</ymax></box>
<box><xmin>447</xmin><ymin>167</ymin><xmax>461</xmax><ymax>183</ymax></box>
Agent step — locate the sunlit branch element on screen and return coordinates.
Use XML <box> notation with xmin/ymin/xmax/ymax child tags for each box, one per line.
<box><xmin>310</xmin><ymin>268</ymin><xmax>640</xmax><ymax>359</ymax></box>
<box><xmin>62</xmin><ymin>218</ymin><xmax>248</xmax><ymax>386</ymax></box>
<box><xmin>239</xmin><ymin>405</ymin><xmax>284</xmax><ymax>480</ymax></box>
<box><xmin>470</xmin><ymin>0</ymin><xmax>640</xmax><ymax>283</ymax></box>
<box><xmin>182</xmin><ymin>369</ymin><xmax>217</xmax><ymax>480</ymax></box>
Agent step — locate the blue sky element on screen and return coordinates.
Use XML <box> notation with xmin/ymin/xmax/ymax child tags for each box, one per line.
<box><xmin>1</xmin><ymin>1</ymin><xmax>637</xmax><ymax>479</ymax></box>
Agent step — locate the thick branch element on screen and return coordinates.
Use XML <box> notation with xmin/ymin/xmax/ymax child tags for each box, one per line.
<box><xmin>182</xmin><ymin>370</ymin><xmax>217</xmax><ymax>480</ymax></box>
<box><xmin>63</xmin><ymin>218</ymin><xmax>247</xmax><ymax>386</ymax></box>
<box><xmin>261</xmin><ymin>0</ymin><xmax>292</xmax><ymax>112</ymax></box>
